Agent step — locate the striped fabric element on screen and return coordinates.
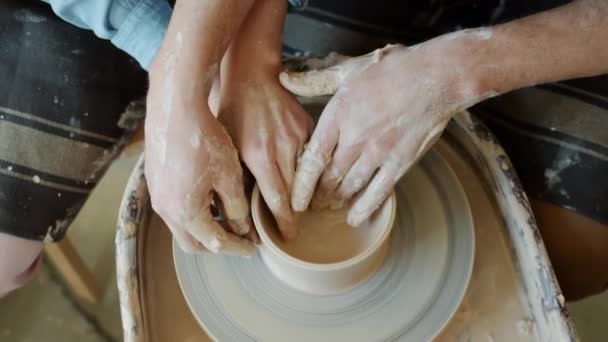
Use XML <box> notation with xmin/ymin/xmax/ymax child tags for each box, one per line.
<box><xmin>0</xmin><ymin>0</ymin><xmax>146</xmax><ymax>241</ymax></box>
<box><xmin>283</xmin><ymin>0</ymin><xmax>571</xmax><ymax>56</ymax></box>
<box><xmin>473</xmin><ymin>82</ymin><xmax>608</xmax><ymax>225</ymax></box>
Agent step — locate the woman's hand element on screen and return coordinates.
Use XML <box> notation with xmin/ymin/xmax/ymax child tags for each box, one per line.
<box><xmin>145</xmin><ymin>0</ymin><xmax>257</xmax><ymax>256</ymax></box>
<box><xmin>145</xmin><ymin>86</ymin><xmax>257</xmax><ymax>255</ymax></box>
<box><xmin>282</xmin><ymin>35</ymin><xmax>496</xmax><ymax>226</ymax></box>
<box><xmin>217</xmin><ymin>0</ymin><xmax>312</xmax><ymax>239</ymax></box>
<box><xmin>218</xmin><ymin>68</ymin><xmax>313</xmax><ymax>239</ymax></box>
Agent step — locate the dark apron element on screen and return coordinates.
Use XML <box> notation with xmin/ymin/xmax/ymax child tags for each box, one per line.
<box><xmin>0</xmin><ymin>0</ymin><xmax>147</xmax><ymax>241</ymax></box>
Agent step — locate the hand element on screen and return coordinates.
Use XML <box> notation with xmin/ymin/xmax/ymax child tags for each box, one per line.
<box><xmin>282</xmin><ymin>40</ymin><xmax>493</xmax><ymax>226</ymax></box>
<box><xmin>218</xmin><ymin>71</ymin><xmax>313</xmax><ymax>239</ymax></box>
<box><xmin>145</xmin><ymin>69</ymin><xmax>257</xmax><ymax>256</ymax></box>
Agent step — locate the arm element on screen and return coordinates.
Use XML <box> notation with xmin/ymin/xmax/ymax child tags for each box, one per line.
<box><xmin>458</xmin><ymin>0</ymin><xmax>608</xmax><ymax>97</ymax></box>
<box><xmin>43</xmin><ymin>0</ymin><xmax>171</xmax><ymax>69</ymax></box>
<box><xmin>282</xmin><ymin>0</ymin><xmax>608</xmax><ymax>225</ymax></box>
<box><xmin>221</xmin><ymin>0</ymin><xmax>284</xmax><ymax>78</ymax></box>
<box><xmin>218</xmin><ymin>0</ymin><xmax>313</xmax><ymax>239</ymax></box>
<box><xmin>145</xmin><ymin>0</ymin><xmax>258</xmax><ymax>255</ymax></box>
<box><xmin>147</xmin><ymin>0</ymin><xmax>254</xmax><ymax>117</ymax></box>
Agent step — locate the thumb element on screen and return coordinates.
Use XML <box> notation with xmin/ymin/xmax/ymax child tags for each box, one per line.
<box><xmin>280</xmin><ymin>47</ymin><xmax>395</xmax><ymax>98</ymax></box>
<box><xmin>279</xmin><ymin>68</ymin><xmax>343</xmax><ymax>97</ymax></box>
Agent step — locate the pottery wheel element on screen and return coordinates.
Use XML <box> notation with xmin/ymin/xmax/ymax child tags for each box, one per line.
<box><xmin>174</xmin><ymin>149</ymin><xmax>475</xmax><ymax>341</ymax></box>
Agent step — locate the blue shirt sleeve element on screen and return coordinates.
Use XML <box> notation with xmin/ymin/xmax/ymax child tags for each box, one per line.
<box><xmin>41</xmin><ymin>0</ymin><xmax>172</xmax><ymax>70</ymax></box>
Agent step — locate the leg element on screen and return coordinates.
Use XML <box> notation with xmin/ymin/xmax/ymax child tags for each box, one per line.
<box><xmin>0</xmin><ymin>233</ymin><xmax>42</xmax><ymax>297</ymax></box>
<box><xmin>0</xmin><ymin>0</ymin><xmax>146</xmax><ymax>295</ymax></box>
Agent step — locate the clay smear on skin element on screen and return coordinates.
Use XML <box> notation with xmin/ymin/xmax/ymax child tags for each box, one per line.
<box><xmin>176</xmin><ymin>132</ymin><xmax>252</xmax><ymax>255</ymax></box>
<box><xmin>280</xmin><ymin>45</ymin><xmax>394</xmax><ymax>98</ymax></box>
<box><xmin>151</xmin><ymin>28</ymin><xmax>249</xmax><ymax>254</ymax></box>
<box><xmin>444</xmin><ymin>28</ymin><xmax>494</xmax><ymax>41</ymax></box>
<box><xmin>292</xmin><ymin>140</ymin><xmax>329</xmax><ymax>211</ymax></box>
<box><xmin>289</xmin><ymin>39</ymin><xmax>501</xmax><ymax>224</ymax></box>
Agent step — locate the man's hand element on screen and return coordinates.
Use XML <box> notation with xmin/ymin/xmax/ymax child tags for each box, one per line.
<box><xmin>282</xmin><ymin>38</ymin><xmax>494</xmax><ymax>226</ymax></box>
<box><xmin>282</xmin><ymin>0</ymin><xmax>608</xmax><ymax>227</ymax></box>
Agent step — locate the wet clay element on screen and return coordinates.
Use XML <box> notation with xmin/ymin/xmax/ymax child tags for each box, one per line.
<box><xmin>265</xmin><ymin>205</ymin><xmax>387</xmax><ymax>264</ymax></box>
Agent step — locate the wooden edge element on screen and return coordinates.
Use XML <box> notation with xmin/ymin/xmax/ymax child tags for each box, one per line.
<box><xmin>449</xmin><ymin>112</ymin><xmax>577</xmax><ymax>341</ymax></box>
<box><xmin>115</xmin><ymin>154</ymin><xmax>148</xmax><ymax>342</ymax></box>
<box><xmin>44</xmin><ymin>238</ymin><xmax>101</xmax><ymax>304</ymax></box>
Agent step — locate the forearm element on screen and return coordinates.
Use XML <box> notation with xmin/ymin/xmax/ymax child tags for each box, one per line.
<box><xmin>149</xmin><ymin>0</ymin><xmax>254</xmax><ymax>105</ymax></box>
<box><xmin>461</xmin><ymin>0</ymin><xmax>608</xmax><ymax>96</ymax></box>
<box><xmin>223</xmin><ymin>0</ymin><xmax>286</xmax><ymax>78</ymax></box>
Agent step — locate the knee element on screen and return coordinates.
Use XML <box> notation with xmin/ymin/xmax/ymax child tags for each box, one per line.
<box><xmin>0</xmin><ymin>233</ymin><xmax>43</xmax><ymax>297</ymax></box>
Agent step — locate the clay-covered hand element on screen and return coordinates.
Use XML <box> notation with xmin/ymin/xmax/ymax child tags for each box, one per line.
<box><xmin>281</xmin><ymin>38</ymin><xmax>496</xmax><ymax>226</ymax></box>
<box><xmin>218</xmin><ymin>70</ymin><xmax>313</xmax><ymax>239</ymax></box>
<box><xmin>142</xmin><ymin>0</ymin><xmax>259</xmax><ymax>256</ymax></box>
<box><xmin>146</xmin><ymin>71</ymin><xmax>257</xmax><ymax>256</ymax></box>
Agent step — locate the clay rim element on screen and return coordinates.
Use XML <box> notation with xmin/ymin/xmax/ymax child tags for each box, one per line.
<box><xmin>251</xmin><ymin>185</ymin><xmax>397</xmax><ymax>272</ymax></box>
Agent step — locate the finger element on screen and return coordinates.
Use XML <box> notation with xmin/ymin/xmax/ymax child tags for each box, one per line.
<box><xmin>255</xmin><ymin>161</ymin><xmax>297</xmax><ymax>240</ymax></box>
<box><xmin>333</xmin><ymin>151</ymin><xmax>384</xmax><ymax>207</ymax></box>
<box><xmin>279</xmin><ymin>68</ymin><xmax>344</xmax><ymax>97</ymax></box>
<box><xmin>246</xmin><ymin>226</ymin><xmax>260</xmax><ymax>245</ymax></box>
<box><xmin>345</xmin><ymin>118</ymin><xmax>448</xmax><ymax>226</ymax></box>
<box><xmin>311</xmin><ymin>144</ymin><xmax>360</xmax><ymax>210</ymax></box>
<box><xmin>276</xmin><ymin>142</ymin><xmax>298</xmax><ymax>191</ymax></box>
<box><xmin>291</xmin><ymin>110</ymin><xmax>339</xmax><ymax>211</ymax></box>
<box><xmin>214</xmin><ymin>192</ymin><xmax>260</xmax><ymax>245</ymax></box>
<box><xmin>187</xmin><ymin>203</ymin><xmax>255</xmax><ymax>256</ymax></box>
<box><xmin>279</xmin><ymin>48</ymin><xmax>390</xmax><ymax>98</ymax></box>
<box><xmin>287</xmin><ymin>101</ymin><xmax>315</xmax><ymax>145</ymax></box>
<box><xmin>173</xmin><ymin>227</ymin><xmax>207</xmax><ymax>254</ymax></box>
<box><xmin>162</xmin><ymin>216</ymin><xmax>207</xmax><ymax>254</ymax></box>
<box><xmin>213</xmin><ymin>167</ymin><xmax>252</xmax><ymax>236</ymax></box>
<box><xmin>347</xmin><ymin>163</ymin><xmax>401</xmax><ymax>227</ymax></box>
<box><xmin>282</xmin><ymin>52</ymin><xmax>350</xmax><ymax>73</ymax></box>
<box><xmin>302</xmin><ymin>52</ymin><xmax>350</xmax><ymax>70</ymax></box>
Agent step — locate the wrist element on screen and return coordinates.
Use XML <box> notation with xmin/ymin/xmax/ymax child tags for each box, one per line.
<box><xmin>432</xmin><ymin>26</ymin><xmax>548</xmax><ymax>104</ymax></box>
<box><xmin>430</xmin><ymin>29</ymin><xmax>505</xmax><ymax>105</ymax></box>
<box><xmin>227</xmin><ymin>44</ymin><xmax>283</xmax><ymax>80</ymax></box>
<box><xmin>149</xmin><ymin>49</ymin><xmax>218</xmax><ymax>104</ymax></box>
